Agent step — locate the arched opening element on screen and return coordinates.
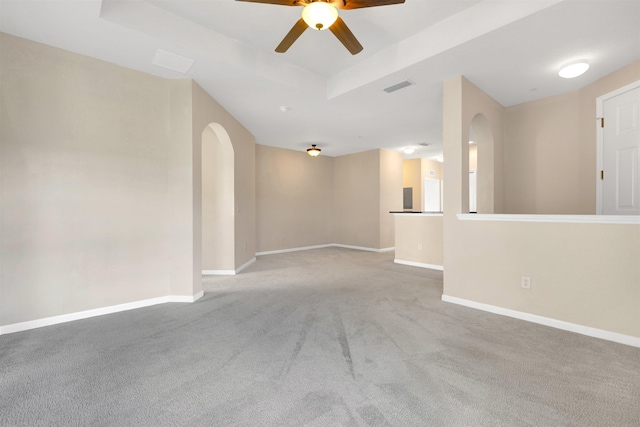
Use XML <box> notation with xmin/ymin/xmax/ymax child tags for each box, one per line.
<box><xmin>201</xmin><ymin>123</ymin><xmax>235</xmax><ymax>273</ymax></box>
<box><xmin>469</xmin><ymin>114</ymin><xmax>494</xmax><ymax>213</ymax></box>
<box><xmin>469</xmin><ymin>127</ymin><xmax>478</xmax><ymax>213</ymax></box>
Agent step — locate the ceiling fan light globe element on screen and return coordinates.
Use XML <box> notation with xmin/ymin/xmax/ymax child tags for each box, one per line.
<box><xmin>302</xmin><ymin>2</ymin><xmax>338</xmax><ymax>31</ymax></box>
<box><xmin>307</xmin><ymin>144</ymin><xmax>321</xmax><ymax>156</ymax></box>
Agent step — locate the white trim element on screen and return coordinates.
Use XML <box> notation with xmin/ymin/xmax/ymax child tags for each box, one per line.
<box><xmin>333</xmin><ymin>244</ymin><xmax>395</xmax><ymax>253</ymax></box>
<box><xmin>256</xmin><ymin>244</ymin><xmax>394</xmax><ymax>256</ymax></box>
<box><xmin>456</xmin><ymin>213</ymin><xmax>640</xmax><ymax>225</ymax></box>
<box><xmin>392</xmin><ymin>212</ymin><xmax>443</xmax><ymax>217</ymax></box>
<box><xmin>256</xmin><ymin>244</ymin><xmax>333</xmax><ymax>256</ymax></box>
<box><xmin>441</xmin><ymin>295</ymin><xmax>640</xmax><ymax>348</ymax></box>
<box><xmin>235</xmin><ymin>257</ymin><xmax>256</xmax><ymax>274</ymax></box>
<box><xmin>202</xmin><ymin>269</ymin><xmax>236</xmax><ymax>275</ymax></box>
<box><xmin>202</xmin><ymin>257</ymin><xmax>256</xmax><ymax>276</ymax></box>
<box><xmin>596</xmin><ymin>80</ymin><xmax>640</xmax><ymax>214</ymax></box>
<box><xmin>394</xmin><ymin>259</ymin><xmax>443</xmax><ymax>271</ymax></box>
<box><xmin>168</xmin><ymin>290</ymin><xmax>204</xmax><ymax>303</ymax></box>
<box><xmin>0</xmin><ymin>293</ymin><xmax>204</xmax><ymax>336</ymax></box>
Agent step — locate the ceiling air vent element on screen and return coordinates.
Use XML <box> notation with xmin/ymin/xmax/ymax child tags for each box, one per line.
<box><xmin>383</xmin><ymin>80</ymin><xmax>415</xmax><ymax>93</ymax></box>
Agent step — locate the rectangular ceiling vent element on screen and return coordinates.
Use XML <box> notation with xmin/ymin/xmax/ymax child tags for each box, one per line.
<box><xmin>383</xmin><ymin>80</ymin><xmax>415</xmax><ymax>93</ymax></box>
<box><xmin>152</xmin><ymin>49</ymin><xmax>194</xmax><ymax>74</ymax></box>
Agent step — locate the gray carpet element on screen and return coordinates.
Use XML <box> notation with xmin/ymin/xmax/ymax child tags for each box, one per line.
<box><xmin>1</xmin><ymin>247</ymin><xmax>639</xmax><ymax>426</ymax></box>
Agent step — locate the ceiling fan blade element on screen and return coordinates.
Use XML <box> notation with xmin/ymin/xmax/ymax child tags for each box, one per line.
<box><xmin>275</xmin><ymin>19</ymin><xmax>308</xmax><ymax>53</ymax></box>
<box><xmin>336</xmin><ymin>0</ymin><xmax>405</xmax><ymax>10</ymax></box>
<box><xmin>235</xmin><ymin>0</ymin><xmax>302</xmax><ymax>6</ymax></box>
<box><xmin>329</xmin><ymin>17</ymin><xmax>363</xmax><ymax>55</ymax></box>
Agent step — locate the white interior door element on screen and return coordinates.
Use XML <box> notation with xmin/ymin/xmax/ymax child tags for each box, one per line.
<box><xmin>602</xmin><ymin>84</ymin><xmax>640</xmax><ymax>215</ymax></box>
<box><xmin>423</xmin><ymin>178</ymin><xmax>441</xmax><ymax>212</ymax></box>
<box><xmin>469</xmin><ymin>170</ymin><xmax>477</xmax><ymax>213</ymax></box>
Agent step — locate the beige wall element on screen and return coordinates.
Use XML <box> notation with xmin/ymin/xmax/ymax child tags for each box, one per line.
<box><xmin>403</xmin><ymin>159</ymin><xmax>421</xmax><ymax>210</ymax></box>
<box><xmin>436</xmin><ymin>79</ymin><xmax>502</xmax><ymax>216</ymax></box>
<box><xmin>443</xmin><ymin>74</ymin><xmax>640</xmax><ymax>339</ymax></box>
<box><xmin>333</xmin><ymin>150</ymin><xmax>381</xmax><ymax>248</ymax></box>
<box><xmin>379</xmin><ymin>150</ymin><xmax>403</xmax><ymax>248</ymax></box>
<box><xmin>402</xmin><ymin>158</ymin><xmax>443</xmax><ymax>212</ymax></box>
<box><xmin>191</xmin><ymin>82</ymin><xmax>256</xmax><ymax>270</ymax></box>
<box><xmin>0</xmin><ymin>34</ymin><xmax>256</xmax><ymax>327</ymax></box>
<box><xmin>201</xmin><ymin>125</ymin><xmax>235</xmax><ymax>271</ymax></box>
<box><xmin>333</xmin><ymin>149</ymin><xmax>403</xmax><ymax>249</ymax></box>
<box><xmin>257</xmin><ymin>147</ymin><xmax>402</xmax><ymax>251</ymax></box>
<box><xmin>0</xmin><ymin>33</ymin><xmax>187</xmax><ymax>324</ymax></box>
<box><xmin>167</xmin><ymin>79</ymin><xmax>198</xmax><ymax>296</ymax></box>
<box><xmin>421</xmin><ymin>159</ymin><xmax>444</xmax><ymax>212</ymax></box>
<box><xmin>504</xmin><ymin>61</ymin><xmax>640</xmax><ymax>214</ymax></box>
<box><xmin>505</xmin><ymin>91</ymin><xmax>584</xmax><ymax>214</ymax></box>
<box><xmin>255</xmin><ymin>145</ymin><xmax>334</xmax><ymax>252</ymax></box>
<box><xmin>421</xmin><ymin>159</ymin><xmax>444</xmax><ymax>181</ymax></box>
<box><xmin>447</xmin><ymin>219</ymin><xmax>640</xmax><ymax>337</ymax></box>
<box><xmin>464</xmin><ymin>78</ymin><xmax>505</xmax><ymax>214</ymax></box>
<box><xmin>394</xmin><ymin>215</ymin><xmax>443</xmax><ymax>267</ymax></box>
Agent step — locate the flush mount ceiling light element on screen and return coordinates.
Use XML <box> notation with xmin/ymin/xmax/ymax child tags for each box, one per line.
<box><xmin>403</xmin><ymin>147</ymin><xmax>415</xmax><ymax>154</ymax></box>
<box><xmin>302</xmin><ymin>1</ymin><xmax>338</xmax><ymax>30</ymax></box>
<box><xmin>307</xmin><ymin>144</ymin><xmax>321</xmax><ymax>157</ymax></box>
<box><xmin>558</xmin><ymin>60</ymin><xmax>589</xmax><ymax>78</ymax></box>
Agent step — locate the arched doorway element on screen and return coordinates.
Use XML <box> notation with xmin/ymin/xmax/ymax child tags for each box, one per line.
<box><xmin>201</xmin><ymin>123</ymin><xmax>234</xmax><ymax>273</ymax></box>
<box><xmin>469</xmin><ymin>114</ymin><xmax>494</xmax><ymax>213</ymax></box>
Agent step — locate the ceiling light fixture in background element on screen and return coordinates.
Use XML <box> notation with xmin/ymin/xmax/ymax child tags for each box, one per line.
<box><xmin>307</xmin><ymin>144</ymin><xmax>321</xmax><ymax>157</ymax></box>
<box><xmin>558</xmin><ymin>60</ymin><xmax>589</xmax><ymax>78</ymax></box>
<box><xmin>403</xmin><ymin>147</ymin><xmax>415</xmax><ymax>154</ymax></box>
<box><xmin>302</xmin><ymin>1</ymin><xmax>338</xmax><ymax>30</ymax></box>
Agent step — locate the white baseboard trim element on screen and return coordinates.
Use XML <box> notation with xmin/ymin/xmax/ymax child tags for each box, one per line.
<box><xmin>256</xmin><ymin>244</ymin><xmax>394</xmax><ymax>256</ymax></box>
<box><xmin>168</xmin><ymin>290</ymin><xmax>204</xmax><ymax>303</ymax></box>
<box><xmin>202</xmin><ymin>257</ymin><xmax>257</xmax><ymax>276</ymax></box>
<box><xmin>333</xmin><ymin>244</ymin><xmax>395</xmax><ymax>253</ymax></box>
<box><xmin>235</xmin><ymin>257</ymin><xmax>256</xmax><ymax>274</ymax></box>
<box><xmin>0</xmin><ymin>292</ymin><xmax>204</xmax><ymax>336</ymax></box>
<box><xmin>256</xmin><ymin>244</ymin><xmax>333</xmax><ymax>256</ymax></box>
<box><xmin>394</xmin><ymin>259</ymin><xmax>444</xmax><ymax>271</ymax></box>
<box><xmin>441</xmin><ymin>294</ymin><xmax>640</xmax><ymax>348</ymax></box>
<box><xmin>457</xmin><ymin>213</ymin><xmax>640</xmax><ymax>225</ymax></box>
<box><xmin>202</xmin><ymin>269</ymin><xmax>236</xmax><ymax>275</ymax></box>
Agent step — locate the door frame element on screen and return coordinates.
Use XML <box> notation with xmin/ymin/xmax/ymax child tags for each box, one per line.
<box><xmin>595</xmin><ymin>79</ymin><xmax>640</xmax><ymax>214</ymax></box>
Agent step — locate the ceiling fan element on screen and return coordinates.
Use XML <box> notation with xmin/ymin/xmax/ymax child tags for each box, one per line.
<box><xmin>236</xmin><ymin>0</ymin><xmax>406</xmax><ymax>55</ymax></box>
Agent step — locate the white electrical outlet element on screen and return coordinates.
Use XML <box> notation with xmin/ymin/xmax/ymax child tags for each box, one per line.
<box><xmin>521</xmin><ymin>276</ymin><xmax>531</xmax><ymax>290</ymax></box>
<box><xmin>418</xmin><ymin>243</ymin><xmax>423</xmax><ymax>251</ymax></box>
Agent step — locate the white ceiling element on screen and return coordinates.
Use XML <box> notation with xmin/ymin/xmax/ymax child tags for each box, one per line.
<box><xmin>1</xmin><ymin>0</ymin><xmax>639</xmax><ymax>159</ymax></box>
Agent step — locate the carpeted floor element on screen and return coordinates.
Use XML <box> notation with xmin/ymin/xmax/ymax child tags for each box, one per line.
<box><xmin>1</xmin><ymin>247</ymin><xmax>639</xmax><ymax>426</ymax></box>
